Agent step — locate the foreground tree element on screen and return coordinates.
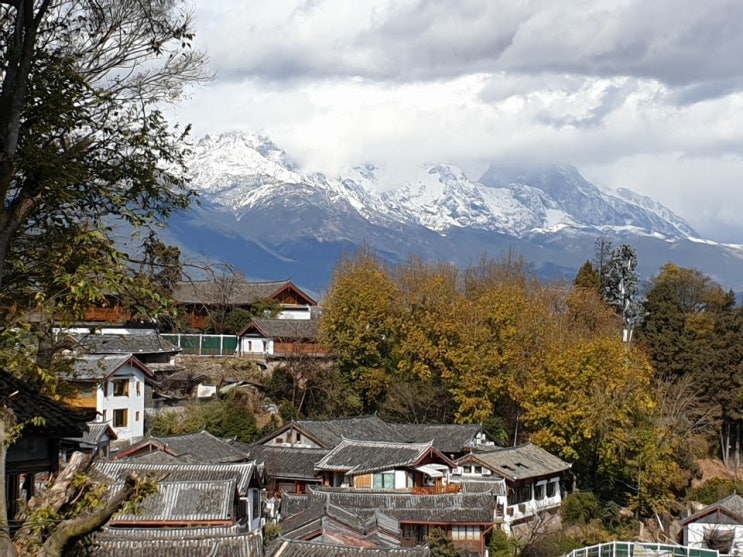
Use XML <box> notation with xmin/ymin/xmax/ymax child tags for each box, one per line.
<box><xmin>638</xmin><ymin>263</ymin><xmax>743</xmax><ymax>465</ymax></box>
<box><xmin>319</xmin><ymin>248</ymin><xmax>399</xmax><ymax>412</ymax></box>
<box><xmin>0</xmin><ymin>0</ymin><xmax>206</xmax><ymax>554</ymax></box>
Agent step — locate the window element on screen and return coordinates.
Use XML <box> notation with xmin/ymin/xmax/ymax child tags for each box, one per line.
<box><xmin>136</xmin><ymin>381</ymin><xmax>141</xmax><ymax>396</ymax></box>
<box><xmin>535</xmin><ymin>484</ymin><xmax>545</xmax><ymax>500</ymax></box>
<box><xmin>251</xmin><ymin>488</ymin><xmax>261</xmax><ymax>520</ymax></box>
<box><xmin>135</xmin><ymin>411</ymin><xmax>140</xmax><ymax>422</ymax></box>
<box><xmin>518</xmin><ymin>485</ymin><xmax>531</xmax><ymax>502</ymax></box>
<box><xmin>102</xmin><ymin>410</ymin><xmax>107</xmax><ymax>421</ymax></box>
<box><xmin>77</xmin><ymin>384</ymin><xmax>94</xmax><ymax>398</ymax></box>
<box><xmin>546</xmin><ymin>481</ymin><xmax>557</xmax><ymax>498</ymax></box>
<box><xmin>112</xmin><ymin>379</ymin><xmax>128</xmax><ymax>397</ymax></box>
<box><xmin>373</xmin><ymin>472</ymin><xmax>394</xmax><ymax>489</ymax></box>
<box><xmin>452</xmin><ymin>526</ymin><xmax>480</xmax><ymax>540</ymax></box>
<box><xmin>113</xmin><ymin>409</ymin><xmax>128</xmax><ymax>428</ymax></box>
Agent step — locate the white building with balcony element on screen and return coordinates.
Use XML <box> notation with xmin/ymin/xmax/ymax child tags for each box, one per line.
<box><xmin>66</xmin><ymin>354</ymin><xmax>153</xmax><ymax>442</ymax></box>
<box><xmin>451</xmin><ymin>442</ymin><xmax>571</xmax><ymax>535</ymax></box>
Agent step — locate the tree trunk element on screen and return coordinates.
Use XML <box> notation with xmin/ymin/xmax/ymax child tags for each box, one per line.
<box><xmin>0</xmin><ymin>418</ymin><xmax>19</xmax><ymax>557</ymax></box>
<box><xmin>13</xmin><ymin>452</ymin><xmax>89</xmax><ymax>544</ymax></box>
<box><xmin>735</xmin><ymin>422</ymin><xmax>740</xmax><ymax>481</ymax></box>
<box><xmin>35</xmin><ymin>473</ymin><xmax>138</xmax><ymax>557</ymax></box>
<box><xmin>721</xmin><ymin>423</ymin><xmax>730</xmax><ymax>466</ymax></box>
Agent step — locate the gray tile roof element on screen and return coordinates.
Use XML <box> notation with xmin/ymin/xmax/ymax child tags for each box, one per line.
<box><xmin>391</xmin><ymin>423</ymin><xmax>486</xmax><ymax>454</ymax></box>
<box><xmin>88</xmin><ymin>528</ymin><xmax>263</xmax><ymax>557</ymax></box>
<box><xmin>94</xmin><ymin>461</ymin><xmax>261</xmax><ymax>496</ymax></box>
<box><xmin>119</xmin><ymin>431</ymin><xmax>250</xmax><ymax>464</ymax></box>
<box><xmin>238</xmin><ymin>317</ymin><xmax>319</xmax><ymax>340</ymax></box>
<box><xmin>681</xmin><ymin>493</ymin><xmax>743</xmax><ymax>526</ymax></box>
<box><xmin>246</xmin><ymin>444</ymin><xmax>328</xmax><ymax>480</ymax></box>
<box><xmin>79</xmin><ymin>332</ymin><xmax>181</xmax><ymax>355</ymax></box>
<box><xmin>461</xmin><ymin>443</ymin><xmax>571</xmax><ymax>481</ymax></box>
<box><xmin>0</xmin><ymin>370</ymin><xmax>88</xmax><ymax>437</ymax></box>
<box><xmin>110</xmin><ymin>479</ymin><xmax>237</xmax><ymax>524</ymax></box>
<box><xmin>259</xmin><ymin>416</ymin><xmax>490</xmax><ymax>455</ymax></box>
<box><xmin>174</xmin><ymin>279</ymin><xmax>316</xmax><ymax>306</ymax></box>
<box><xmin>280</xmin><ymin>493</ymin><xmax>313</xmax><ymax>517</ymax></box>
<box><xmin>68</xmin><ymin>354</ymin><xmax>152</xmax><ymax>380</ymax></box>
<box><xmin>381</xmin><ymin>506</ymin><xmax>494</xmax><ymax>524</ymax></box>
<box><xmin>279</xmin><ymin>501</ymin><xmax>401</xmax><ymax>542</ymax></box>
<box><xmin>304</xmin><ymin>488</ymin><xmax>496</xmax><ymax>524</ymax></box>
<box><xmin>282</xmin><ymin>488</ymin><xmax>497</xmax><ymax>526</ymax></box>
<box><xmin>315</xmin><ymin>439</ymin><xmax>438</xmax><ymax>475</ymax></box>
<box><xmin>100</xmin><ymin>524</ymin><xmax>246</xmax><ymax>538</ymax></box>
<box><xmin>64</xmin><ymin>421</ymin><xmax>118</xmax><ymax>448</ymax></box>
<box><xmin>266</xmin><ymin>540</ymin><xmax>431</xmax><ymax>557</ymax></box>
<box><xmin>281</xmin><ymin>506</ymin><xmax>403</xmax><ymax>549</ymax></box>
<box><xmin>458</xmin><ymin>479</ymin><xmax>506</xmax><ymax>496</ymax></box>
<box><xmin>262</xmin><ymin>415</ymin><xmax>400</xmax><ymax>448</ymax></box>
<box><xmin>121</xmin><ymin>451</ymin><xmax>202</xmax><ymax>464</ymax></box>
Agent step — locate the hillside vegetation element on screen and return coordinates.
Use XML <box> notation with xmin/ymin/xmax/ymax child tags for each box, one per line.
<box><xmin>259</xmin><ymin>245</ymin><xmax>743</xmax><ymax>526</ymax></box>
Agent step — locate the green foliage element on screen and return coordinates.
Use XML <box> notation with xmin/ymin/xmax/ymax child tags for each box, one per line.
<box><xmin>638</xmin><ymin>263</ymin><xmax>743</xmax><ymax>468</ymax></box>
<box><xmin>150</xmin><ymin>391</ymin><xmax>258</xmax><ymax>443</ymax></box>
<box><xmin>488</xmin><ymin>528</ymin><xmax>521</xmax><ymax>556</ymax></box>
<box><xmin>426</xmin><ymin>527</ymin><xmax>460</xmax><ymax>557</ymax></box>
<box><xmin>20</xmin><ymin>471</ymin><xmax>121</xmax><ymax>554</ymax></box>
<box><xmin>206</xmin><ymin>306</ymin><xmax>263</xmax><ymax>334</ymax></box>
<box><xmin>266</xmin><ymin>362</ymin><xmax>362</xmax><ymax>420</ymax></box>
<box><xmin>118</xmin><ymin>478</ymin><xmax>159</xmax><ymax>516</ymax></box>
<box><xmin>686</xmin><ymin>478</ymin><xmax>743</xmax><ymax>505</ymax></box>
<box><xmin>562</xmin><ymin>491</ymin><xmax>601</xmax><ymax>526</ymax></box>
<box><xmin>150</xmin><ymin>411</ymin><xmax>182</xmax><ymax>437</ymax></box>
<box><xmin>574</xmin><ymin>260</ymin><xmax>601</xmax><ymax>291</ymax></box>
<box><xmin>0</xmin><ymin>0</ymin><xmax>205</xmax><ymax>552</ymax></box>
<box><xmin>250</xmin><ymin>298</ymin><xmax>282</xmax><ymax>319</ymax></box>
<box><xmin>481</xmin><ymin>416</ymin><xmax>510</xmax><ymax>446</ymax></box>
<box><xmin>263</xmin><ymin>522</ymin><xmax>282</xmax><ymax>548</ymax></box>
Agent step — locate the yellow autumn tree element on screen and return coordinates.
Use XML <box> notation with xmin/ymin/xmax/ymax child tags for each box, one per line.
<box><xmin>319</xmin><ymin>248</ymin><xmax>399</xmax><ymax>411</ymax></box>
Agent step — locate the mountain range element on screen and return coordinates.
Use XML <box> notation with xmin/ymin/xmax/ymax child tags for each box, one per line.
<box><xmin>161</xmin><ymin>131</ymin><xmax>743</xmax><ymax>295</ymax></box>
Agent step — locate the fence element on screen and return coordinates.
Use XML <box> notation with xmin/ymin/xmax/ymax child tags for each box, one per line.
<box><xmin>162</xmin><ymin>334</ymin><xmax>238</xmax><ymax>357</ymax></box>
<box><xmin>564</xmin><ymin>542</ymin><xmax>719</xmax><ymax>557</ymax></box>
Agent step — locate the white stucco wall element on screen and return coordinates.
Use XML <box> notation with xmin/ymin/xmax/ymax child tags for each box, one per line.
<box><xmin>247</xmin><ymin>489</ymin><xmax>263</xmax><ymax>533</ymax></box>
<box><xmin>239</xmin><ymin>337</ymin><xmax>273</xmax><ymax>355</ymax></box>
<box><xmin>686</xmin><ymin>522</ymin><xmax>743</xmax><ymax>554</ymax></box>
<box><xmin>277</xmin><ymin>306</ymin><xmax>312</xmax><ymax>320</ymax></box>
<box><xmin>97</xmin><ymin>365</ymin><xmax>147</xmax><ymax>441</ymax></box>
<box><xmin>498</xmin><ymin>478</ymin><xmax>562</xmax><ymax>533</ymax></box>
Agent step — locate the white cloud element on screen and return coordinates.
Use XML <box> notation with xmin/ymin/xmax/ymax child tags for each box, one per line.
<box><xmin>174</xmin><ymin>0</ymin><xmax>743</xmax><ymax>242</ymax></box>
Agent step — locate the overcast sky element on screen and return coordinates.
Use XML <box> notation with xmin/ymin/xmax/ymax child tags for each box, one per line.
<box><xmin>175</xmin><ymin>0</ymin><xmax>743</xmax><ymax>243</ymax></box>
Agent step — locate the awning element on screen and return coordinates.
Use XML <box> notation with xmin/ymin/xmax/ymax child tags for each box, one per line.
<box><xmin>415</xmin><ymin>465</ymin><xmax>444</xmax><ymax>478</ymax></box>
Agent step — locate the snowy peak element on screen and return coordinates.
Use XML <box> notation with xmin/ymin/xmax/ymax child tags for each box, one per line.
<box><xmin>196</xmin><ymin>131</ymin><xmax>297</xmax><ymax>171</ymax></box>
<box><xmin>185</xmin><ymin>132</ymin><xmax>699</xmax><ymax>242</ymax></box>
<box><xmin>188</xmin><ymin>132</ymin><xmax>303</xmax><ymax>201</ymax></box>
<box><xmin>479</xmin><ymin>163</ymin><xmax>699</xmax><ymax>239</ymax></box>
<box><xmin>615</xmin><ymin>187</ymin><xmax>697</xmax><ymax>238</ymax></box>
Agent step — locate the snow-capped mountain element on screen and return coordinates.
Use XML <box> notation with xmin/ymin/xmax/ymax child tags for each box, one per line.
<box><xmin>163</xmin><ymin>131</ymin><xmax>743</xmax><ymax>292</ymax></box>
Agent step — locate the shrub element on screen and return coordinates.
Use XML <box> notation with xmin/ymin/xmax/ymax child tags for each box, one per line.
<box><xmin>489</xmin><ymin>528</ymin><xmax>521</xmax><ymax>556</ymax></box>
<box><xmin>687</xmin><ymin>478</ymin><xmax>743</xmax><ymax>505</ymax></box>
<box><xmin>562</xmin><ymin>491</ymin><xmax>601</xmax><ymax>525</ymax></box>
<box><xmin>263</xmin><ymin>522</ymin><xmax>281</xmax><ymax>548</ymax></box>
<box><xmin>426</xmin><ymin>528</ymin><xmax>460</xmax><ymax>557</ymax></box>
